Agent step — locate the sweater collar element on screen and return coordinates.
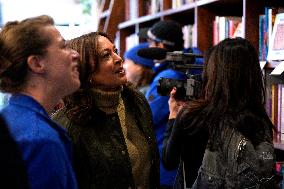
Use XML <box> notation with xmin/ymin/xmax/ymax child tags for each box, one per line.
<box><xmin>91</xmin><ymin>87</ymin><xmax>123</xmax><ymax>114</ymax></box>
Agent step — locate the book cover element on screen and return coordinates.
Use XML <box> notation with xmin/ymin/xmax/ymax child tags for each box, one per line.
<box><xmin>272</xmin><ymin>84</ymin><xmax>279</xmax><ymax>128</ymax></box>
<box><xmin>267</xmin><ymin>13</ymin><xmax>284</xmax><ymax>61</ymax></box>
<box><xmin>228</xmin><ymin>17</ymin><xmax>242</xmax><ymax>38</ymax></box>
<box><xmin>232</xmin><ymin>21</ymin><xmax>243</xmax><ymax>38</ymax></box>
<box><xmin>265</xmin><ymin>70</ymin><xmax>273</xmax><ymax>119</ymax></box>
<box><xmin>213</xmin><ymin>17</ymin><xmax>219</xmax><ymax>45</ymax></box>
<box><xmin>218</xmin><ymin>16</ymin><xmax>226</xmax><ymax>42</ymax></box>
<box><xmin>278</xmin><ymin>84</ymin><xmax>282</xmax><ymax>142</ymax></box>
<box><xmin>259</xmin><ymin>15</ymin><xmax>266</xmax><ymax>61</ymax></box>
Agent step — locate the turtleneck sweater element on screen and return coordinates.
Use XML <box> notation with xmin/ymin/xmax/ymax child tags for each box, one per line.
<box><xmin>91</xmin><ymin>88</ymin><xmax>151</xmax><ymax>189</ymax></box>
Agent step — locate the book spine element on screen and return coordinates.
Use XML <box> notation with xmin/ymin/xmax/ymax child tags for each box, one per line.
<box><xmin>278</xmin><ymin>84</ymin><xmax>282</xmax><ymax>142</ymax></box>
<box><xmin>272</xmin><ymin>84</ymin><xmax>278</xmax><ymax>128</ymax></box>
<box><xmin>213</xmin><ymin>16</ymin><xmax>219</xmax><ymax>45</ymax></box>
<box><xmin>280</xmin><ymin>85</ymin><xmax>284</xmax><ymax>141</ymax></box>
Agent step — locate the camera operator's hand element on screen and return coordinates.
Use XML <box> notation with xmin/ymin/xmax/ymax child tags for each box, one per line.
<box><xmin>168</xmin><ymin>87</ymin><xmax>186</xmax><ymax>119</ymax></box>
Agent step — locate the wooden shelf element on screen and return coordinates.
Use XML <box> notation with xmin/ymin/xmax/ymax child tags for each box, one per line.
<box><xmin>161</xmin><ymin>3</ymin><xmax>195</xmax><ymax>15</ymax></box>
<box><xmin>119</xmin><ymin>3</ymin><xmax>196</xmax><ymax>30</ymax></box>
<box><xmin>117</xmin><ymin>0</ymin><xmax>247</xmax><ymax>54</ymax></box>
<box><xmin>113</xmin><ymin>0</ymin><xmax>284</xmax><ymax>64</ymax></box>
<box><xmin>118</xmin><ymin>14</ymin><xmax>162</xmax><ymax>30</ymax></box>
<box><xmin>195</xmin><ymin>0</ymin><xmax>219</xmax><ymax>6</ymax></box>
<box><xmin>114</xmin><ymin>0</ymin><xmax>282</xmax><ymax>69</ymax></box>
<box><xmin>100</xmin><ymin>0</ymin><xmax>284</xmax><ymax>155</ymax></box>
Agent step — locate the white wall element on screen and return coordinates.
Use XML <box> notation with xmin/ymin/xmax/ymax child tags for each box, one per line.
<box><xmin>0</xmin><ymin>0</ymin><xmax>101</xmax><ymax>106</ymax></box>
<box><xmin>0</xmin><ymin>0</ymin><xmax>99</xmax><ymax>39</ymax></box>
<box><xmin>1</xmin><ymin>0</ymin><xmax>84</xmax><ymax>24</ymax></box>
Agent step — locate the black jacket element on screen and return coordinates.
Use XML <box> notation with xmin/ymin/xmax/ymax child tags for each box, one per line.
<box><xmin>163</xmin><ymin>107</ymin><xmax>275</xmax><ymax>189</ymax></box>
<box><xmin>53</xmin><ymin>84</ymin><xmax>159</xmax><ymax>189</ymax></box>
<box><xmin>163</xmin><ymin>109</ymin><xmax>208</xmax><ymax>188</ymax></box>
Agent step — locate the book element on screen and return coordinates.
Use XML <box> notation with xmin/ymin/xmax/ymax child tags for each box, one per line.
<box><xmin>267</xmin><ymin>13</ymin><xmax>284</xmax><ymax>61</ymax></box>
<box><xmin>183</xmin><ymin>24</ymin><xmax>194</xmax><ymax>48</ymax></box>
<box><xmin>213</xmin><ymin>16</ymin><xmax>219</xmax><ymax>45</ymax></box>
<box><xmin>265</xmin><ymin>70</ymin><xmax>273</xmax><ymax>120</ymax></box>
<box><xmin>213</xmin><ymin>16</ymin><xmax>242</xmax><ymax>45</ymax></box>
<box><xmin>272</xmin><ymin>84</ymin><xmax>279</xmax><ymax>128</ymax></box>
<box><xmin>125</xmin><ymin>34</ymin><xmax>139</xmax><ymax>51</ymax></box>
<box><xmin>150</xmin><ymin>0</ymin><xmax>161</xmax><ymax>14</ymax></box>
<box><xmin>232</xmin><ymin>20</ymin><xmax>243</xmax><ymax>38</ymax></box>
<box><xmin>259</xmin><ymin>15</ymin><xmax>267</xmax><ymax>61</ymax></box>
<box><xmin>278</xmin><ymin>84</ymin><xmax>283</xmax><ymax>142</ymax></box>
<box><xmin>266</xmin><ymin>7</ymin><xmax>284</xmax><ymax>50</ymax></box>
<box><xmin>280</xmin><ymin>85</ymin><xmax>284</xmax><ymax>141</ymax></box>
<box><xmin>129</xmin><ymin>0</ymin><xmax>138</xmax><ymax>20</ymax></box>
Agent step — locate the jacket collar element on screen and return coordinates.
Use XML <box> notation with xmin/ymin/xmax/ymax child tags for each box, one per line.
<box><xmin>9</xmin><ymin>94</ymin><xmax>68</xmax><ymax>135</ymax></box>
<box><xmin>9</xmin><ymin>94</ymin><xmax>48</xmax><ymax>117</ymax></box>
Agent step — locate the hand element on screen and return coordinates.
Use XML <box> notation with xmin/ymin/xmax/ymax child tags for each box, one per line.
<box><xmin>168</xmin><ymin>87</ymin><xmax>186</xmax><ymax>119</ymax></box>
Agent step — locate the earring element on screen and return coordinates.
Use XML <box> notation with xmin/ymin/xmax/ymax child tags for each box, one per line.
<box><xmin>89</xmin><ymin>78</ymin><xmax>94</xmax><ymax>87</ymax></box>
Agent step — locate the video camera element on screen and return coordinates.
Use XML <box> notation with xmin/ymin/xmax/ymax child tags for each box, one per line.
<box><xmin>138</xmin><ymin>48</ymin><xmax>203</xmax><ymax>100</ymax></box>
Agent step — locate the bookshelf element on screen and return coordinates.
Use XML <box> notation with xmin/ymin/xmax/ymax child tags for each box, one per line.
<box><xmin>101</xmin><ymin>0</ymin><xmax>284</xmax><ymax>150</ymax></box>
<box><xmin>97</xmin><ymin>0</ymin><xmax>125</xmax><ymax>41</ymax></box>
<box><xmin>110</xmin><ymin>0</ymin><xmax>284</xmax><ymax>56</ymax></box>
<box><xmin>117</xmin><ymin>0</ymin><xmax>246</xmax><ymax>55</ymax></box>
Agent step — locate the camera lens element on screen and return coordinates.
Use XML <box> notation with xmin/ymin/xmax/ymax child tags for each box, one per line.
<box><xmin>157</xmin><ymin>78</ymin><xmax>186</xmax><ymax>100</ymax></box>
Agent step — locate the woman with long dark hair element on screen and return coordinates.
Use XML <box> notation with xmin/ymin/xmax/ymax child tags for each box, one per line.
<box><xmin>163</xmin><ymin>37</ymin><xmax>276</xmax><ymax>188</ymax></box>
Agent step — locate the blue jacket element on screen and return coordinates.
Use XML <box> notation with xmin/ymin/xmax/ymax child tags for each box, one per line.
<box><xmin>146</xmin><ymin>62</ymin><xmax>187</xmax><ymax>186</ymax></box>
<box><xmin>1</xmin><ymin>94</ymin><xmax>78</xmax><ymax>189</ymax></box>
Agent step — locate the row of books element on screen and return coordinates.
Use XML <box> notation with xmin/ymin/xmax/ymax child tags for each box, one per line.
<box><xmin>259</xmin><ymin>7</ymin><xmax>284</xmax><ymax>61</ymax></box>
<box><xmin>182</xmin><ymin>24</ymin><xmax>195</xmax><ymax>48</ymax></box>
<box><xmin>124</xmin><ymin>15</ymin><xmax>243</xmax><ymax>54</ymax></box>
<box><xmin>148</xmin><ymin>0</ymin><xmax>162</xmax><ymax>15</ymax></box>
<box><xmin>269</xmin><ymin>83</ymin><xmax>284</xmax><ymax>142</ymax></box>
<box><xmin>212</xmin><ymin>16</ymin><xmax>243</xmax><ymax>45</ymax></box>
<box><xmin>125</xmin><ymin>0</ymin><xmax>198</xmax><ymax>21</ymax></box>
<box><xmin>125</xmin><ymin>0</ymin><xmax>162</xmax><ymax>20</ymax></box>
<box><xmin>125</xmin><ymin>0</ymin><xmax>138</xmax><ymax>20</ymax></box>
<box><xmin>260</xmin><ymin>7</ymin><xmax>284</xmax><ymax>144</ymax></box>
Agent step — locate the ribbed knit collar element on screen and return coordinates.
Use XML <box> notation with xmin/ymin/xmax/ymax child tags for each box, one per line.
<box><xmin>91</xmin><ymin>87</ymin><xmax>123</xmax><ymax>114</ymax></box>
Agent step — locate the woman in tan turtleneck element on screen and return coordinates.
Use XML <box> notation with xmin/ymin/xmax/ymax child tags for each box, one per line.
<box><xmin>52</xmin><ymin>32</ymin><xmax>159</xmax><ymax>189</ymax></box>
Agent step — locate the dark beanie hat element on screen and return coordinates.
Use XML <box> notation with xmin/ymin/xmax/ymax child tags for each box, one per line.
<box><xmin>138</xmin><ymin>20</ymin><xmax>184</xmax><ymax>51</ymax></box>
<box><xmin>124</xmin><ymin>43</ymin><xmax>154</xmax><ymax>69</ymax></box>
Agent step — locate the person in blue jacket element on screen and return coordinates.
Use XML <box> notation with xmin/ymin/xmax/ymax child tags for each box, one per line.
<box><xmin>138</xmin><ymin>20</ymin><xmax>188</xmax><ymax>188</ymax></box>
<box><xmin>0</xmin><ymin>115</ymin><xmax>29</xmax><ymax>189</ymax></box>
<box><xmin>0</xmin><ymin>15</ymin><xmax>80</xmax><ymax>189</ymax></box>
<box><xmin>124</xmin><ymin>42</ymin><xmax>154</xmax><ymax>95</ymax></box>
